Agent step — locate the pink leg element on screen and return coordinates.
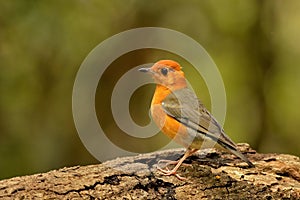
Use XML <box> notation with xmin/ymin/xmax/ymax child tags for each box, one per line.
<box><xmin>157</xmin><ymin>159</ymin><xmax>190</xmax><ymax>169</ymax></box>
<box><xmin>157</xmin><ymin>149</ymin><xmax>198</xmax><ymax>180</ymax></box>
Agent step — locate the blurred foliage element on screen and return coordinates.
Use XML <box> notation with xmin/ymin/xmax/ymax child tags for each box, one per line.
<box><xmin>1</xmin><ymin>0</ymin><xmax>300</xmax><ymax>180</ymax></box>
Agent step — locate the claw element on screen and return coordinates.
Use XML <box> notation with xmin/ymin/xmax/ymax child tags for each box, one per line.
<box><xmin>157</xmin><ymin>159</ymin><xmax>190</xmax><ymax>168</ymax></box>
<box><xmin>156</xmin><ymin>164</ymin><xmax>186</xmax><ymax>180</ymax></box>
<box><xmin>155</xmin><ymin>149</ymin><xmax>198</xmax><ymax>180</ymax></box>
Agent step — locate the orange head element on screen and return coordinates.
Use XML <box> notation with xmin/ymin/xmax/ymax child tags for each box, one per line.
<box><xmin>139</xmin><ymin>60</ymin><xmax>187</xmax><ymax>90</ymax></box>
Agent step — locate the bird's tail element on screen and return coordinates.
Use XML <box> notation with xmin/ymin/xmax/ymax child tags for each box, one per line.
<box><xmin>217</xmin><ymin>139</ymin><xmax>255</xmax><ymax>167</ymax></box>
<box><xmin>227</xmin><ymin>146</ymin><xmax>254</xmax><ymax>167</ymax></box>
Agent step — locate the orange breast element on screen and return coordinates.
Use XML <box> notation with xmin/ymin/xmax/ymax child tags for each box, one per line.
<box><xmin>151</xmin><ymin>104</ymin><xmax>193</xmax><ymax>148</ymax></box>
<box><xmin>150</xmin><ymin>85</ymin><xmax>200</xmax><ymax>148</ymax></box>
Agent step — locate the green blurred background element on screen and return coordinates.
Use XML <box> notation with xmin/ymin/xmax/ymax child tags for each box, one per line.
<box><xmin>1</xmin><ymin>1</ymin><xmax>300</xmax><ymax>180</ymax></box>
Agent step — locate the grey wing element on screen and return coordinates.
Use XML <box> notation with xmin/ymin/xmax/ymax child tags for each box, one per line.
<box><xmin>161</xmin><ymin>88</ymin><xmax>231</xmax><ymax>144</ymax></box>
<box><xmin>162</xmin><ymin>88</ymin><xmax>254</xmax><ymax>167</ymax></box>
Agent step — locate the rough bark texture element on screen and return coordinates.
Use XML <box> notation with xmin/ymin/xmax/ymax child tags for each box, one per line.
<box><xmin>0</xmin><ymin>143</ymin><xmax>299</xmax><ymax>199</ymax></box>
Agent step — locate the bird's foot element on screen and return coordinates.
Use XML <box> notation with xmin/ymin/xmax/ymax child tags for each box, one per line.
<box><xmin>157</xmin><ymin>166</ymin><xmax>186</xmax><ymax>180</ymax></box>
<box><xmin>157</xmin><ymin>159</ymin><xmax>190</xmax><ymax>168</ymax></box>
<box><xmin>156</xmin><ymin>159</ymin><xmax>189</xmax><ymax>180</ymax></box>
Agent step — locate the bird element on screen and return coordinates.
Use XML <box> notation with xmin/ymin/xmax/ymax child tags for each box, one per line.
<box><xmin>139</xmin><ymin>60</ymin><xmax>254</xmax><ymax>179</ymax></box>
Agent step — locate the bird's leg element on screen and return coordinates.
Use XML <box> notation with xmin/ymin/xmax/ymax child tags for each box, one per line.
<box><xmin>157</xmin><ymin>149</ymin><xmax>198</xmax><ymax>180</ymax></box>
<box><xmin>157</xmin><ymin>159</ymin><xmax>190</xmax><ymax>169</ymax></box>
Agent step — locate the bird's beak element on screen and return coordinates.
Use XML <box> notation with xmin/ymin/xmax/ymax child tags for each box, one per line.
<box><xmin>138</xmin><ymin>67</ymin><xmax>153</xmax><ymax>73</ymax></box>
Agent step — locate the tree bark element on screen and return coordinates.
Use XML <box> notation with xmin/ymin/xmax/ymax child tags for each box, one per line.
<box><xmin>0</xmin><ymin>143</ymin><xmax>299</xmax><ymax>199</ymax></box>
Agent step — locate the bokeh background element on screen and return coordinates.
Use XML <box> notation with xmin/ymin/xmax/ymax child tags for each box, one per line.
<box><xmin>1</xmin><ymin>1</ymin><xmax>300</xmax><ymax>180</ymax></box>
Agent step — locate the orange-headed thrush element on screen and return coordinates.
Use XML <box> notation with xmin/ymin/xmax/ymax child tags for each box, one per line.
<box><xmin>139</xmin><ymin>60</ymin><xmax>254</xmax><ymax>179</ymax></box>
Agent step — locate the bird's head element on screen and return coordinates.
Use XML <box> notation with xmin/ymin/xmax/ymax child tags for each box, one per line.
<box><xmin>139</xmin><ymin>60</ymin><xmax>187</xmax><ymax>90</ymax></box>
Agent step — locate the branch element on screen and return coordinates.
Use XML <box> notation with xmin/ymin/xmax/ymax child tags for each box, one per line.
<box><xmin>0</xmin><ymin>143</ymin><xmax>299</xmax><ymax>199</ymax></box>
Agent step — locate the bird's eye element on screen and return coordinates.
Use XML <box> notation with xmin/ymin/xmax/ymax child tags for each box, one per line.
<box><xmin>161</xmin><ymin>68</ymin><xmax>168</xmax><ymax>76</ymax></box>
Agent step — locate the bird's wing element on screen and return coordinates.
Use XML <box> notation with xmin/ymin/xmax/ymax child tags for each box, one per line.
<box><xmin>161</xmin><ymin>88</ymin><xmax>254</xmax><ymax>167</ymax></box>
<box><xmin>162</xmin><ymin>88</ymin><xmax>237</xmax><ymax>149</ymax></box>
